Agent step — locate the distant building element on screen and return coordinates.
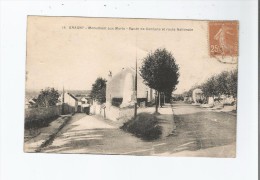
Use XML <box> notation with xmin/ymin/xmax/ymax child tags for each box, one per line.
<box><xmin>106</xmin><ymin>67</ymin><xmax>155</xmax><ymax>108</ymax></box>
<box><xmin>77</xmin><ymin>96</ymin><xmax>92</xmax><ymax>113</ymax></box>
<box><xmin>192</xmin><ymin>88</ymin><xmax>203</xmax><ymax>104</ymax></box>
<box><xmin>73</xmin><ymin>89</ymin><xmax>93</xmax><ymax>113</ymax></box>
<box><xmin>59</xmin><ymin>92</ymin><xmax>78</xmax><ymax>114</ymax></box>
<box><xmin>25</xmin><ymin>98</ymin><xmax>36</xmax><ymax>109</ymax></box>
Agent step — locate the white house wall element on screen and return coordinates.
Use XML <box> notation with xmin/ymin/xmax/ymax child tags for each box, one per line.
<box><xmin>64</xmin><ymin>93</ymin><xmax>77</xmax><ymax>108</ymax></box>
<box><xmin>106</xmin><ymin>67</ymin><xmax>153</xmax><ymax>103</ymax></box>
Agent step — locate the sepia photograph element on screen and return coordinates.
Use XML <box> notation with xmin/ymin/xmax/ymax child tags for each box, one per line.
<box><xmin>1</xmin><ymin>1</ymin><xmax>258</xmax><ymax>180</ymax></box>
<box><xmin>24</xmin><ymin>16</ymin><xmax>238</xmax><ymax>157</ymax></box>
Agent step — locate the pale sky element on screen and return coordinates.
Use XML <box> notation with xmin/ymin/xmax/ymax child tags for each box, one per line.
<box><xmin>26</xmin><ymin>17</ymin><xmax>237</xmax><ymax>94</ymax></box>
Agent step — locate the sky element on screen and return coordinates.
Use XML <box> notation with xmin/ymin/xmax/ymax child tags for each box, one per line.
<box><xmin>26</xmin><ymin>17</ymin><xmax>237</xmax><ymax>94</ymax></box>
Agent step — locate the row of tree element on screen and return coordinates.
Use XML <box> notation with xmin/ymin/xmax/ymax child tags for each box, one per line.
<box><xmin>183</xmin><ymin>69</ymin><xmax>238</xmax><ymax>101</ymax></box>
<box><xmin>201</xmin><ymin>69</ymin><xmax>238</xmax><ymax>98</ymax></box>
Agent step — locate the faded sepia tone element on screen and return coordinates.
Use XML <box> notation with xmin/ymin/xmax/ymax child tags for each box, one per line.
<box><xmin>24</xmin><ymin>16</ymin><xmax>238</xmax><ymax>157</ymax></box>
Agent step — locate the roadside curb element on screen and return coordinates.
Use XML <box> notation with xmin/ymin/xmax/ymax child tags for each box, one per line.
<box><xmin>32</xmin><ymin>115</ymin><xmax>72</xmax><ymax>152</ymax></box>
<box><xmin>24</xmin><ymin>115</ymin><xmax>73</xmax><ymax>153</ymax></box>
<box><xmin>169</xmin><ymin>103</ymin><xmax>177</xmax><ymax>136</ymax></box>
<box><xmin>155</xmin><ymin>104</ymin><xmax>177</xmax><ymax>138</ymax></box>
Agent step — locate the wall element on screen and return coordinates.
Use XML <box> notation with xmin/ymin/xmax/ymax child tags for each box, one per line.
<box><xmin>105</xmin><ymin>106</ymin><xmax>135</xmax><ymax>122</ymax></box>
<box><xmin>63</xmin><ymin>103</ymin><xmax>75</xmax><ymax>115</ymax></box>
<box><xmin>106</xmin><ymin>67</ymin><xmax>151</xmax><ymax>102</ymax></box>
<box><xmin>64</xmin><ymin>93</ymin><xmax>78</xmax><ymax>108</ymax></box>
<box><xmin>25</xmin><ymin>105</ymin><xmax>61</xmax><ymax>122</ymax></box>
<box><xmin>91</xmin><ymin>102</ymin><xmax>135</xmax><ymax>123</ymax></box>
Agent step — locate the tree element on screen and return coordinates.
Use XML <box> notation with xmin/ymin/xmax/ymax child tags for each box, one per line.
<box><xmin>90</xmin><ymin>77</ymin><xmax>107</xmax><ymax>104</ymax></box>
<box><xmin>140</xmin><ymin>48</ymin><xmax>180</xmax><ymax>113</ymax></box>
<box><xmin>201</xmin><ymin>76</ymin><xmax>217</xmax><ymax>98</ymax></box>
<box><xmin>227</xmin><ymin>69</ymin><xmax>238</xmax><ymax>98</ymax></box>
<box><xmin>200</xmin><ymin>69</ymin><xmax>238</xmax><ymax>103</ymax></box>
<box><xmin>36</xmin><ymin>87</ymin><xmax>60</xmax><ymax>107</ymax></box>
<box><xmin>215</xmin><ymin>71</ymin><xmax>229</xmax><ymax>96</ymax></box>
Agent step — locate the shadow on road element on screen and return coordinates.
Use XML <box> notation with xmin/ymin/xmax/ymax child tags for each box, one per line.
<box><xmin>41</xmin><ymin>104</ymin><xmax>236</xmax><ymax>157</ymax></box>
<box><xmin>172</xmin><ymin>110</ymin><xmax>236</xmax><ymax>151</ymax></box>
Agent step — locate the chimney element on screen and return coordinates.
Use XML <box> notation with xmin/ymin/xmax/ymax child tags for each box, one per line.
<box><xmin>108</xmin><ymin>71</ymin><xmax>112</xmax><ymax>80</ymax></box>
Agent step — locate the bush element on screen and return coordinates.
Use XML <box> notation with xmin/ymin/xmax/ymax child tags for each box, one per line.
<box><xmin>24</xmin><ymin>115</ymin><xmax>59</xmax><ymax>130</ymax></box>
<box><xmin>172</xmin><ymin>95</ymin><xmax>184</xmax><ymax>101</ymax></box>
<box><xmin>120</xmin><ymin>113</ymin><xmax>162</xmax><ymax>140</ymax></box>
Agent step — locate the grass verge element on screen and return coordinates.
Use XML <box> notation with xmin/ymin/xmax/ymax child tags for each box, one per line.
<box><xmin>24</xmin><ymin>115</ymin><xmax>59</xmax><ymax>130</ymax></box>
<box><xmin>120</xmin><ymin>113</ymin><xmax>162</xmax><ymax>141</ymax></box>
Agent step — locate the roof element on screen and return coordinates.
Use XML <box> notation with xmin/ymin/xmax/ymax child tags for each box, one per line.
<box><xmin>81</xmin><ymin>97</ymin><xmax>88</xmax><ymax>101</ymax></box>
<box><xmin>29</xmin><ymin>99</ymin><xmax>36</xmax><ymax>104</ymax></box>
<box><xmin>193</xmin><ymin>88</ymin><xmax>203</xmax><ymax>94</ymax></box>
<box><xmin>66</xmin><ymin>92</ymin><xmax>78</xmax><ymax>101</ymax></box>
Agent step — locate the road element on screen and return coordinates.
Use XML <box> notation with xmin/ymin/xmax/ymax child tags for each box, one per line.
<box><xmin>42</xmin><ymin>102</ymin><xmax>236</xmax><ymax>157</ymax></box>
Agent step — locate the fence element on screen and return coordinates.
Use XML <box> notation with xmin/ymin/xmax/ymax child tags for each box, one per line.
<box><xmin>63</xmin><ymin>103</ymin><xmax>75</xmax><ymax>115</ymax></box>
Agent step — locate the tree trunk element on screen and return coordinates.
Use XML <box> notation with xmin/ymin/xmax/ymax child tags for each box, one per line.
<box><xmin>155</xmin><ymin>91</ymin><xmax>159</xmax><ymax>113</ymax></box>
<box><xmin>158</xmin><ymin>92</ymin><xmax>161</xmax><ymax>108</ymax></box>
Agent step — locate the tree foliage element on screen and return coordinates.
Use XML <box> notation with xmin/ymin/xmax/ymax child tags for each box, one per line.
<box><xmin>227</xmin><ymin>69</ymin><xmax>238</xmax><ymax>97</ymax></box>
<box><xmin>36</xmin><ymin>87</ymin><xmax>60</xmax><ymax>107</ymax></box>
<box><xmin>140</xmin><ymin>48</ymin><xmax>180</xmax><ymax>94</ymax></box>
<box><xmin>90</xmin><ymin>77</ymin><xmax>107</xmax><ymax>104</ymax></box>
<box><xmin>183</xmin><ymin>84</ymin><xmax>202</xmax><ymax>98</ymax></box>
<box><xmin>201</xmin><ymin>76</ymin><xmax>218</xmax><ymax>98</ymax></box>
<box><xmin>140</xmin><ymin>48</ymin><xmax>180</xmax><ymax>112</ymax></box>
<box><xmin>197</xmin><ymin>69</ymin><xmax>238</xmax><ymax>99</ymax></box>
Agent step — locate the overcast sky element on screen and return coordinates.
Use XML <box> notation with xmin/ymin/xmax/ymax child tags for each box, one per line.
<box><xmin>26</xmin><ymin>17</ymin><xmax>237</xmax><ymax>94</ymax></box>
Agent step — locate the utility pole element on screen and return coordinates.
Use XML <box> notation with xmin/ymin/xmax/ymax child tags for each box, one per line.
<box><xmin>134</xmin><ymin>57</ymin><xmax>138</xmax><ymax>118</ymax></box>
<box><xmin>134</xmin><ymin>36</ymin><xmax>138</xmax><ymax>118</ymax></box>
<box><xmin>62</xmin><ymin>86</ymin><xmax>65</xmax><ymax>115</ymax></box>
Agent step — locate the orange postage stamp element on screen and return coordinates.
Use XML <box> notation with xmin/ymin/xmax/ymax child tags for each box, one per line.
<box><xmin>208</xmin><ymin>21</ymin><xmax>238</xmax><ymax>63</ymax></box>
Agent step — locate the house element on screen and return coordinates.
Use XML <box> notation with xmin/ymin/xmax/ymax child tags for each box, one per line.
<box><xmin>59</xmin><ymin>92</ymin><xmax>78</xmax><ymax>114</ymax></box>
<box><xmin>77</xmin><ymin>97</ymin><xmax>92</xmax><ymax>113</ymax></box>
<box><xmin>192</xmin><ymin>88</ymin><xmax>203</xmax><ymax>104</ymax></box>
<box><xmin>25</xmin><ymin>98</ymin><xmax>37</xmax><ymax>109</ymax></box>
<box><xmin>106</xmin><ymin>67</ymin><xmax>155</xmax><ymax>108</ymax></box>
<box><xmin>74</xmin><ymin>90</ymin><xmax>93</xmax><ymax>113</ymax></box>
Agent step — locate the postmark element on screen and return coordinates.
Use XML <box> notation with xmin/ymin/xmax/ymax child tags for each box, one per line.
<box><xmin>208</xmin><ymin>21</ymin><xmax>238</xmax><ymax>64</ymax></box>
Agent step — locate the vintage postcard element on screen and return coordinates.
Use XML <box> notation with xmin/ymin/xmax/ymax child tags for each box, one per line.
<box><xmin>24</xmin><ymin>16</ymin><xmax>238</xmax><ymax>157</ymax></box>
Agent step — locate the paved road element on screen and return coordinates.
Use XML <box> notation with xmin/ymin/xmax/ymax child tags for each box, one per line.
<box><xmin>165</xmin><ymin>102</ymin><xmax>236</xmax><ymax>157</ymax></box>
<box><xmin>42</xmin><ymin>102</ymin><xmax>236</xmax><ymax>157</ymax></box>
<box><xmin>42</xmin><ymin>113</ymin><xmax>151</xmax><ymax>154</ymax></box>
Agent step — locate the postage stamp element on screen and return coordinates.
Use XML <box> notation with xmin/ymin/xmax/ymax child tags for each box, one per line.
<box><xmin>208</xmin><ymin>21</ymin><xmax>239</xmax><ymax>63</ymax></box>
